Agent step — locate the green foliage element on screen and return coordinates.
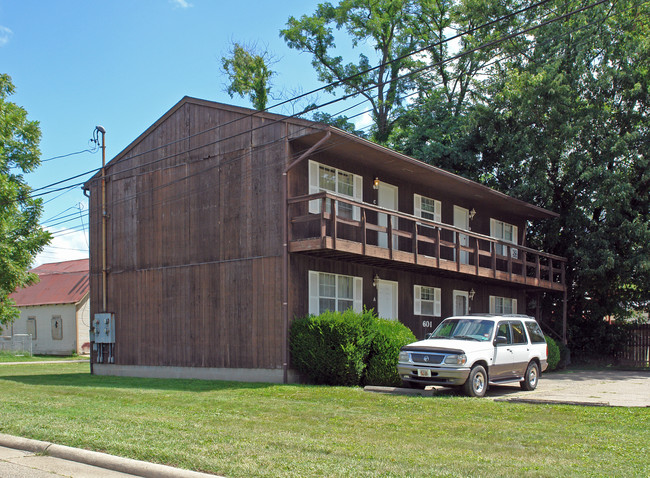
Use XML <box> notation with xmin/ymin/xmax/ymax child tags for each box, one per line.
<box><xmin>567</xmin><ymin>318</ymin><xmax>633</xmax><ymax>363</ymax></box>
<box><xmin>364</xmin><ymin>317</ymin><xmax>416</xmax><ymax>386</ymax></box>
<box><xmin>469</xmin><ymin>0</ymin><xmax>650</xmax><ymax>331</ymax></box>
<box><xmin>0</xmin><ymin>74</ymin><xmax>50</xmax><ymax>325</ymax></box>
<box><xmin>545</xmin><ymin>335</ymin><xmax>560</xmax><ymax>371</ymax></box>
<box><xmin>311</xmin><ymin>110</ymin><xmax>368</xmax><ymax>138</ymax></box>
<box><xmin>221</xmin><ymin>42</ymin><xmax>275</xmax><ymax>111</ymax></box>
<box><xmin>290</xmin><ymin>309</ymin><xmax>415</xmax><ymax>386</ymax></box>
<box><xmin>290</xmin><ymin>309</ymin><xmax>374</xmax><ymax>385</ymax></box>
<box><xmin>281</xmin><ymin>0</ymin><xmax>421</xmax><ymax>143</ymax></box>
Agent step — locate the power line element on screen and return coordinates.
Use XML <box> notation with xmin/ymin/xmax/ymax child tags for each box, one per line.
<box><xmin>36</xmin><ymin>0</ymin><xmax>628</xmax><ymax>231</ymax></box>
<box><xmin>30</xmin><ymin>0</ymin><xmax>595</xmax><ymax>199</ymax></box>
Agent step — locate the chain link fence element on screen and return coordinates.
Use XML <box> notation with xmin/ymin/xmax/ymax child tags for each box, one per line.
<box><xmin>0</xmin><ymin>334</ymin><xmax>33</xmax><ymax>357</ymax></box>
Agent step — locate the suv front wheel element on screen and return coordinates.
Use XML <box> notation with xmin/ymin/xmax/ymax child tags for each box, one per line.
<box><xmin>520</xmin><ymin>361</ymin><xmax>540</xmax><ymax>391</ymax></box>
<box><xmin>463</xmin><ymin>365</ymin><xmax>488</xmax><ymax>397</ymax></box>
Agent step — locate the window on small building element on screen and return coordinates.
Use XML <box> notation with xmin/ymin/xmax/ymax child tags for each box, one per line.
<box><xmin>490</xmin><ymin>219</ymin><xmax>518</xmax><ymax>258</ymax></box>
<box><xmin>308</xmin><ymin>271</ymin><xmax>362</xmax><ymax>315</ymax></box>
<box><xmin>414</xmin><ymin>285</ymin><xmax>441</xmax><ymax>316</ymax></box>
<box><xmin>26</xmin><ymin>317</ymin><xmax>37</xmax><ymax>340</ymax></box>
<box><xmin>51</xmin><ymin>316</ymin><xmax>63</xmax><ymax>340</ymax></box>
<box><xmin>308</xmin><ymin>160</ymin><xmax>362</xmax><ymax>220</ymax></box>
<box><xmin>489</xmin><ymin>296</ymin><xmax>518</xmax><ymax>315</ymax></box>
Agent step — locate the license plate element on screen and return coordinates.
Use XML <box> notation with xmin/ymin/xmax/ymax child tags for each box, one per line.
<box><xmin>417</xmin><ymin>369</ymin><xmax>431</xmax><ymax>378</ymax></box>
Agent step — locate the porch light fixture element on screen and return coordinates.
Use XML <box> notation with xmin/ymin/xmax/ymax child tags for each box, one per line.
<box><xmin>373</xmin><ymin>177</ymin><xmax>380</xmax><ymax>190</ymax></box>
<box><xmin>469</xmin><ymin>208</ymin><xmax>476</xmax><ymax>220</ymax></box>
<box><xmin>373</xmin><ymin>274</ymin><xmax>380</xmax><ymax>287</ymax></box>
<box><xmin>469</xmin><ymin>289</ymin><xmax>475</xmax><ymax>301</ymax></box>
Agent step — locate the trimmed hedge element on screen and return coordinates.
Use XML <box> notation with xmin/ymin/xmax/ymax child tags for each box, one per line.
<box><xmin>364</xmin><ymin>318</ymin><xmax>417</xmax><ymax>386</ymax></box>
<box><xmin>290</xmin><ymin>309</ymin><xmax>416</xmax><ymax>386</ymax></box>
<box><xmin>545</xmin><ymin>335</ymin><xmax>561</xmax><ymax>371</ymax></box>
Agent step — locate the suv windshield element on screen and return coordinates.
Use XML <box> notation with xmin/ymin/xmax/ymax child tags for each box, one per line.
<box><xmin>430</xmin><ymin>319</ymin><xmax>494</xmax><ymax>342</ymax></box>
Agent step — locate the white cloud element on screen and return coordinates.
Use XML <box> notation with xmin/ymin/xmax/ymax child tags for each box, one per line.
<box><xmin>0</xmin><ymin>26</ymin><xmax>13</xmax><ymax>47</ymax></box>
<box><xmin>170</xmin><ymin>0</ymin><xmax>192</xmax><ymax>8</ymax></box>
<box><xmin>33</xmin><ymin>227</ymin><xmax>89</xmax><ymax>267</ymax></box>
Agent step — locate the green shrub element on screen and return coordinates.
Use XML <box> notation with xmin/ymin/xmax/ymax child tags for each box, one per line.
<box><xmin>364</xmin><ymin>318</ymin><xmax>416</xmax><ymax>386</ymax></box>
<box><xmin>290</xmin><ymin>309</ymin><xmax>416</xmax><ymax>387</ymax></box>
<box><xmin>290</xmin><ymin>309</ymin><xmax>374</xmax><ymax>386</ymax></box>
<box><xmin>545</xmin><ymin>335</ymin><xmax>561</xmax><ymax>371</ymax></box>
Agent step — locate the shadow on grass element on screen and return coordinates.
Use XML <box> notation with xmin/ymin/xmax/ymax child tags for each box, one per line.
<box><xmin>0</xmin><ymin>372</ymin><xmax>277</xmax><ymax>392</ymax></box>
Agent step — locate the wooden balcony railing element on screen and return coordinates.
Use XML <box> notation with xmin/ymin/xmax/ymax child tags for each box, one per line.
<box><xmin>288</xmin><ymin>192</ymin><xmax>566</xmax><ymax>292</ymax></box>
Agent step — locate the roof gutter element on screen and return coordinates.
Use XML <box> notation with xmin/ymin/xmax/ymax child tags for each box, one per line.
<box><xmin>281</xmin><ymin>129</ymin><xmax>331</xmax><ymax>384</ymax></box>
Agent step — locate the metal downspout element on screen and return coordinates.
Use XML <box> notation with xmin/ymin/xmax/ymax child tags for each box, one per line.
<box><xmin>282</xmin><ymin>130</ymin><xmax>331</xmax><ymax>384</ymax></box>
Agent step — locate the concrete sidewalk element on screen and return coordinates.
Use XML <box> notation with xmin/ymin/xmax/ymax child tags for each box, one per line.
<box><xmin>0</xmin><ymin>434</ymin><xmax>222</xmax><ymax>478</ymax></box>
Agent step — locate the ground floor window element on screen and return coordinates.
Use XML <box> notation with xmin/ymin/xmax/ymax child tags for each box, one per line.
<box><xmin>414</xmin><ymin>285</ymin><xmax>441</xmax><ymax>316</ymax></box>
<box><xmin>490</xmin><ymin>296</ymin><xmax>518</xmax><ymax>315</ymax></box>
<box><xmin>308</xmin><ymin>271</ymin><xmax>362</xmax><ymax>315</ymax></box>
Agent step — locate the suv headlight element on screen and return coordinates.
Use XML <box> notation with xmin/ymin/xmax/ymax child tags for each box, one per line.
<box><xmin>444</xmin><ymin>354</ymin><xmax>467</xmax><ymax>365</ymax></box>
<box><xmin>398</xmin><ymin>351</ymin><xmax>410</xmax><ymax>362</ymax></box>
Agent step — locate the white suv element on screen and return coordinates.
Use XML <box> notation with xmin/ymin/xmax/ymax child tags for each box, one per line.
<box><xmin>397</xmin><ymin>315</ymin><xmax>548</xmax><ymax>397</ymax></box>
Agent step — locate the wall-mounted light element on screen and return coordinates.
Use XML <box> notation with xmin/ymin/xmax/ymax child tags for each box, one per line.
<box><xmin>469</xmin><ymin>208</ymin><xmax>476</xmax><ymax>221</ymax></box>
<box><xmin>372</xmin><ymin>274</ymin><xmax>380</xmax><ymax>287</ymax></box>
<box><xmin>469</xmin><ymin>288</ymin><xmax>475</xmax><ymax>301</ymax></box>
<box><xmin>373</xmin><ymin>177</ymin><xmax>380</xmax><ymax>190</ymax></box>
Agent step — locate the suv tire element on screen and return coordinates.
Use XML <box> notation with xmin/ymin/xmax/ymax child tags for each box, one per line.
<box><xmin>464</xmin><ymin>365</ymin><xmax>487</xmax><ymax>397</ymax></box>
<box><xmin>520</xmin><ymin>361</ymin><xmax>540</xmax><ymax>391</ymax></box>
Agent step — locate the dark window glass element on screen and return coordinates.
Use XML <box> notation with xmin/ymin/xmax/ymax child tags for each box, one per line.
<box><xmin>525</xmin><ymin>321</ymin><xmax>546</xmax><ymax>343</ymax></box>
<box><xmin>511</xmin><ymin>321</ymin><xmax>527</xmax><ymax>344</ymax></box>
<box><xmin>496</xmin><ymin>322</ymin><xmax>511</xmax><ymax>344</ymax></box>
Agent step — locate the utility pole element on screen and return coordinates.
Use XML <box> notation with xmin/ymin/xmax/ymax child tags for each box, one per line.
<box><xmin>96</xmin><ymin>125</ymin><xmax>107</xmax><ymax>313</ymax></box>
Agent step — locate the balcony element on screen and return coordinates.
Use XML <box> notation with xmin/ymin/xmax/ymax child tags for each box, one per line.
<box><xmin>288</xmin><ymin>192</ymin><xmax>566</xmax><ymax>292</ymax></box>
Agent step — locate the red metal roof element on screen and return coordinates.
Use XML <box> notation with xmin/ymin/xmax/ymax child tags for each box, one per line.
<box><xmin>10</xmin><ymin>259</ymin><xmax>89</xmax><ymax>307</ymax></box>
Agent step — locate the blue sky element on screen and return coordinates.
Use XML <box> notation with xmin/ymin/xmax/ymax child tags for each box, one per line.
<box><xmin>1</xmin><ymin>0</ymin><xmax>371</xmax><ymax>265</ymax></box>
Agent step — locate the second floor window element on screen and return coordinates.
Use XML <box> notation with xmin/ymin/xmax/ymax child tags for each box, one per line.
<box><xmin>490</xmin><ymin>219</ymin><xmax>519</xmax><ymax>258</ymax></box>
<box><xmin>308</xmin><ymin>160</ymin><xmax>362</xmax><ymax>220</ymax></box>
<box><xmin>414</xmin><ymin>194</ymin><xmax>441</xmax><ymax>224</ymax></box>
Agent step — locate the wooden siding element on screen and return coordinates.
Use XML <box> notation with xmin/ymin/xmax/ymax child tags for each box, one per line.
<box><xmin>87</xmin><ymin>97</ymin><xmax>564</xmax><ymax>371</ymax></box>
<box><xmin>87</xmin><ymin>99</ymin><xmax>320</xmax><ymax>369</ymax></box>
<box><xmin>289</xmin><ymin>255</ymin><xmax>528</xmax><ymax>340</ymax></box>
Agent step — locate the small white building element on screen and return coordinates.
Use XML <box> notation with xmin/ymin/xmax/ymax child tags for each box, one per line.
<box><xmin>3</xmin><ymin>259</ymin><xmax>90</xmax><ymax>355</ymax></box>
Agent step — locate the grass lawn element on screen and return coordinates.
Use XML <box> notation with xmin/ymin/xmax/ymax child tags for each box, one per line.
<box><xmin>0</xmin><ymin>363</ymin><xmax>647</xmax><ymax>477</ymax></box>
<box><xmin>0</xmin><ymin>351</ymin><xmax>88</xmax><ymax>362</ymax></box>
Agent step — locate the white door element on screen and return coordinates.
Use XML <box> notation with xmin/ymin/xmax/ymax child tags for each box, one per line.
<box><xmin>377</xmin><ymin>280</ymin><xmax>398</xmax><ymax>320</ymax></box>
<box><xmin>378</xmin><ymin>183</ymin><xmax>398</xmax><ymax>249</ymax></box>
<box><xmin>453</xmin><ymin>206</ymin><xmax>470</xmax><ymax>264</ymax></box>
<box><xmin>453</xmin><ymin>290</ymin><xmax>469</xmax><ymax>316</ymax></box>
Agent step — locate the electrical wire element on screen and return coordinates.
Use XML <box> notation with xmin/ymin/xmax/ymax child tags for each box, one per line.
<box><xmin>37</xmin><ymin>0</ymin><xmax>636</xmax><ymax>237</ymax></box>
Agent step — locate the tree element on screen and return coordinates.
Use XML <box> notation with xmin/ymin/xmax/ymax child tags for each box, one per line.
<box><xmin>310</xmin><ymin>110</ymin><xmax>368</xmax><ymax>138</ymax></box>
<box><xmin>387</xmin><ymin>0</ymin><xmax>531</xmax><ymax>177</ymax></box>
<box><xmin>220</xmin><ymin>42</ymin><xmax>275</xmax><ymax>111</ymax></box>
<box><xmin>281</xmin><ymin>0</ymin><xmax>422</xmax><ymax>143</ymax></box>
<box><xmin>0</xmin><ymin>74</ymin><xmax>50</xmax><ymax>325</ymax></box>
<box><xmin>469</xmin><ymin>0</ymin><xmax>650</xmax><ymax>344</ymax></box>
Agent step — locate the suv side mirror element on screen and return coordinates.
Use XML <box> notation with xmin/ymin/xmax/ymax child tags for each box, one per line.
<box><xmin>494</xmin><ymin>336</ymin><xmax>508</xmax><ymax>345</ymax></box>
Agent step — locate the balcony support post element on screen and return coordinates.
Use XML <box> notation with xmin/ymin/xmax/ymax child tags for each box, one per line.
<box><xmin>282</xmin><ymin>129</ymin><xmax>331</xmax><ymax>384</ymax></box>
